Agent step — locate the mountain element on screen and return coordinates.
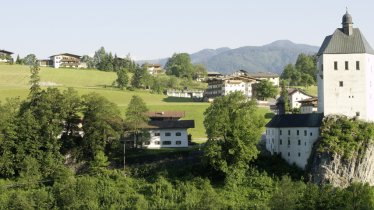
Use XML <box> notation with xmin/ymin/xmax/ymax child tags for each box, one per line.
<box><xmin>137</xmin><ymin>40</ymin><xmax>319</xmax><ymax>75</ymax></box>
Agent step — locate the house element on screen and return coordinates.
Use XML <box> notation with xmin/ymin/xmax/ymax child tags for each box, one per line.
<box><xmin>166</xmin><ymin>89</ymin><xmax>204</xmax><ymax>99</ymax></box>
<box><xmin>142</xmin><ymin>63</ymin><xmax>163</xmax><ymax>75</ymax></box>
<box><xmin>266</xmin><ymin>11</ymin><xmax>374</xmax><ymax>169</ymax></box>
<box><xmin>143</xmin><ymin>111</ymin><xmax>195</xmax><ymax>149</ymax></box>
<box><xmin>204</xmin><ymin>75</ymin><xmax>258</xmax><ymax>100</ymax></box>
<box><xmin>0</xmin><ymin>50</ymin><xmax>13</xmax><ymax>63</ymax></box>
<box><xmin>299</xmin><ymin>97</ymin><xmax>318</xmax><ymax>114</ymax></box>
<box><xmin>287</xmin><ymin>88</ymin><xmax>314</xmax><ymax>109</ymax></box>
<box><xmin>265</xmin><ymin>113</ymin><xmax>324</xmax><ymax>168</ymax></box>
<box><xmin>232</xmin><ymin>70</ymin><xmax>280</xmax><ymax>86</ymax></box>
<box><xmin>50</xmin><ymin>53</ymin><xmax>82</xmax><ymax>68</ymax></box>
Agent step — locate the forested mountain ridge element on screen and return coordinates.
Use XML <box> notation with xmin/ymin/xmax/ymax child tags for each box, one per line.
<box><xmin>138</xmin><ymin>40</ymin><xmax>319</xmax><ymax>74</ymax></box>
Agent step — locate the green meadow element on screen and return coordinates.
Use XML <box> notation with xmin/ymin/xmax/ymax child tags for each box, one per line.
<box><xmin>0</xmin><ymin>63</ymin><xmax>272</xmax><ymax>139</ymax></box>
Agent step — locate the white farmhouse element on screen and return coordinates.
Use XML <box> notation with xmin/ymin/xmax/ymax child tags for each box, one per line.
<box><xmin>204</xmin><ymin>75</ymin><xmax>258</xmax><ymax>100</ymax></box>
<box><xmin>0</xmin><ymin>50</ymin><xmax>13</xmax><ymax>63</ymax></box>
<box><xmin>49</xmin><ymin>53</ymin><xmax>82</xmax><ymax>68</ymax></box>
<box><xmin>288</xmin><ymin>88</ymin><xmax>314</xmax><ymax>109</ymax></box>
<box><xmin>143</xmin><ymin>111</ymin><xmax>194</xmax><ymax>149</ymax></box>
<box><xmin>266</xmin><ymin>10</ymin><xmax>374</xmax><ymax>169</ymax></box>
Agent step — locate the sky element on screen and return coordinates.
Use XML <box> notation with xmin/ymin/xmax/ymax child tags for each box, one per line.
<box><xmin>2</xmin><ymin>0</ymin><xmax>374</xmax><ymax>60</ymax></box>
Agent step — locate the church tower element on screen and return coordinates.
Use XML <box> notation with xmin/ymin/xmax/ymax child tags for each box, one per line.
<box><xmin>317</xmin><ymin>10</ymin><xmax>374</xmax><ymax>121</ymax></box>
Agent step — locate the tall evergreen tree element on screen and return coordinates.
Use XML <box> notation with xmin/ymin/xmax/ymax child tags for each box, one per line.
<box><xmin>125</xmin><ymin>95</ymin><xmax>149</xmax><ymax>148</ymax></box>
<box><xmin>116</xmin><ymin>68</ymin><xmax>129</xmax><ymax>89</ymax></box>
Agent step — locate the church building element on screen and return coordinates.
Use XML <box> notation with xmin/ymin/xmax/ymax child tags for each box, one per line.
<box><xmin>265</xmin><ymin>11</ymin><xmax>374</xmax><ymax>169</ymax></box>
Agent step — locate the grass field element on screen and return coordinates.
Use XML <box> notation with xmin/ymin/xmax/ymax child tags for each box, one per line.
<box><xmin>290</xmin><ymin>85</ymin><xmax>318</xmax><ymax>96</ymax></box>
<box><xmin>0</xmin><ymin>63</ymin><xmax>272</xmax><ymax>139</ymax></box>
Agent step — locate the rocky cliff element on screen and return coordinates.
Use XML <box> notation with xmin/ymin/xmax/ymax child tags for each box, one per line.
<box><xmin>308</xmin><ymin>141</ymin><xmax>374</xmax><ymax>187</ymax></box>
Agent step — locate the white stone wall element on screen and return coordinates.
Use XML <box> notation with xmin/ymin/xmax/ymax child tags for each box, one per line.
<box><xmin>144</xmin><ymin>129</ymin><xmax>189</xmax><ymax>149</ymax></box>
<box><xmin>290</xmin><ymin>91</ymin><xmax>312</xmax><ymax>109</ymax></box>
<box><xmin>318</xmin><ymin>53</ymin><xmax>374</xmax><ymax>121</ymax></box>
<box><xmin>266</xmin><ymin>127</ymin><xmax>319</xmax><ymax>169</ymax></box>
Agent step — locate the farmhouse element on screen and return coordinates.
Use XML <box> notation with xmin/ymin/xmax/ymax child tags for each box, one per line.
<box><xmin>204</xmin><ymin>75</ymin><xmax>258</xmax><ymax>100</ymax></box>
<box><xmin>0</xmin><ymin>50</ymin><xmax>13</xmax><ymax>63</ymax></box>
<box><xmin>266</xmin><ymin>11</ymin><xmax>374</xmax><ymax>168</ymax></box>
<box><xmin>299</xmin><ymin>97</ymin><xmax>318</xmax><ymax>114</ymax></box>
<box><xmin>142</xmin><ymin>63</ymin><xmax>164</xmax><ymax>75</ymax></box>
<box><xmin>40</xmin><ymin>53</ymin><xmax>83</xmax><ymax>68</ymax></box>
<box><xmin>142</xmin><ymin>111</ymin><xmax>194</xmax><ymax>149</ymax></box>
<box><xmin>166</xmin><ymin>89</ymin><xmax>204</xmax><ymax>99</ymax></box>
<box><xmin>287</xmin><ymin>88</ymin><xmax>314</xmax><ymax>109</ymax></box>
<box><xmin>232</xmin><ymin>70</ymin><xmax>280</xmax><ymax>86</ymax></box>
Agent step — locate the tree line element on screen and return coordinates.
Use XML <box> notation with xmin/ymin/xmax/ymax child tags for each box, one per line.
<box><xmin>281</xmin><ymin>53</ymin><xmax>317</xmax><ymax>87</ymax></box>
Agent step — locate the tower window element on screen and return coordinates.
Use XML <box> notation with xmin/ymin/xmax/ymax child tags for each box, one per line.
<box><xmin>298</xmin><ymin>152</ymin><xmax>301</xmax><ymax>157</ymax></box>
<box><xmin>280</xmin><ymin>139</ymin><xmax>282</xmax><ymax>145</ymax></box>
<box><xmin>356</xmin><ymin>112</ymin><xmax>360</xmax><ymax>117</ymax></box>
<box><xmin>356</xmin><ymin>61</ymin><xmax>360</xmax><ymax>70</ymax></box>
<box><xmin>298</xmin><ymin>140</ymin><xmax>301</xmax><ymax>145</ymax></box>
<box><xmin>334</xmin><ymin>61</ymin><xmax>338</xmax><ymax>70</ymax></box>
<box><xmin>345</xmin><ymin>61</ymin><xmax>349</xmax><ymax>70</ymax></box>
<box><xmin>288</xmin><ymin>152</ymin><xmax>290</xmax><ymax>157</ymax></box>
<box><xmin>288</xmin><ymin>130</ymin><xmax>290</xmax><ymax>135</ymax></box>
<box><xmin>339</xmin><ymin>81</ymin><xmax>344</xmax><ymax>87</ymax></box>
<box><xmin>297</xmin><ymin>130</ymin><xmax>299</xmax><ymax>135</ymax></box>
<box><xmin>279</xmin><ymin>130</ymin><xmax>282</xmax><ymax>135</ymax></box>
<box><xmin>288</xmin><ymin>140</ymin><xmax>291</xmax><ymax>145</ymax></box>
<box><xmin>304</xmin><ymin>130</ymin><xmax>307</xmax><ymax>136</ymax></box>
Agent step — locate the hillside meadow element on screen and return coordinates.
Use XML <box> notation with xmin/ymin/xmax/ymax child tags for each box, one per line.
<box><xmin>0</xmin><ymin>63</ymin><xmax>272</xmax><ymax>139</ymax></box>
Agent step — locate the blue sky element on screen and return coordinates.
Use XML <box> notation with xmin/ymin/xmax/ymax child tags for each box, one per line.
<box><xmin>2</xmin><ymin>0</ymin><xmax>373</xmax><ymax>60</ymax></box>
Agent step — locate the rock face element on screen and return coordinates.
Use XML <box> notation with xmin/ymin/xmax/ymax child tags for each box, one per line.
<box><xmin>309</xmin><ymin>143</ymin><xmax>374</xmax><ymax>187</ymax></box>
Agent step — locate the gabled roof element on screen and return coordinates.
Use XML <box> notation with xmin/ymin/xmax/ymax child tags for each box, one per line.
<box><xmin>147</xmin><ymin>120</ymin><xmax>195</xmax><ymax>129</ymax></box>
<box><xmin>147</xmin><ymin>111</ymin><xmax>185</xmax><ymax>118</ymax></box>
<box><xmin>50</xmin><ymin>53</ymin><xmax>81</xmax><ymax>58</ymax></box>
<box><xmin>287</xmin><ymin>88</ymin><xmax>315</xmax><ymax>97</ymax></box>
<box><xmin>317</xmin><ymin>28</ymin><xmax>374</xmax><ymax>56</ymax></box>
<box><xmin>0</xmin><ymin>50</ymin><xmax>14</xmax><ymax>55</ymax></box>
<box><xmin>266</xmin><ymin>113</ymin><xmax>324</xmax><ymax>128</ymax></box>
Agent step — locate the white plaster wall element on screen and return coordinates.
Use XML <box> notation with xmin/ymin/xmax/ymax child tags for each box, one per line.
<box><xmin>317</xmin><ymin>57</ymin><xmax>324</xmax><ymax>113</ymax></box>
<box><xmin>266</xmin><ymin>127</ymin><xmax>319</xmax><ymax>169</ymax></box>
<box><xmin>321</xmin><ymin>54</ymin><xmax>368</xmax><ymax>120</ymax></box>
<box><xmin>290</xmin><ymin>91</ymin><xmax>312</xmax><ymax>109</ymax></box>
<box><xmin>144</xmin><ymin>129</ymin><xmax>189</xmax><ymax>149</ymax></box>
<box><xmin>365</xmin><ymin>54</ymin><xmax>374</xmax><ymax>122</ymax></box>
<box><xmin>52</xmin><ymin>56</ymin><xmax>61</xmax><ymax>68</ymax></box>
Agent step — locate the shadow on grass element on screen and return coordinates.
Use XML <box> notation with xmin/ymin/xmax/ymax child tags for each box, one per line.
<box><xmin>162</xmin><ymin>97</ymin><xmax>195</xmax><ymax>103</ymax></box>
<box><xmin>265</xmin><ymin>112</ymin><xmax>275</xmax><ymax>119</ymax></box>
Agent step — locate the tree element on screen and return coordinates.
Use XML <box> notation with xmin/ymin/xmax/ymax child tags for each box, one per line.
<box><xmin>203</xmin><ymin>92</ymin><xmax>265</xmax><ymax>176</ymax></box>
<box><xmin>125</xmin><ymin>95</ymin><xmax>149</xmax><ymax>148</ymax></box>
<box><xmin>280</xmin><ymin>54</ymin><xmax>317</xmax><ymax>86</ymax></box>
<box><xmin>29</xmin><ymin>63</ymin><xmax>41</xmax><ymax>100</ymax></box>
<box><xmin>15</xmin><ymin>54</ymin><xmax>23</xmax><ymax>64</ymax></box>
<box><xmin>115</xmin><ymin>68</ymin><xmax>129</xmax><ymax>89</ymax></box>
<box><xmin>81</xmin><ymin>93</ymin><xmax>123</xmax><ymax>160</ymax></box>
<box><xmin>192</xmin><ymin>64</ymin><xmax>207</xmax><ymax>80</ymax></box>
<box><xmin>279</xmin><ymin>81</ymin><xmax>290</xmax><ymax>112</ymax></box>
<box><xmin>254</xmin><ymin>80</ymin><xmax>277</xmax><ymax>101</ymax></box>
<box><xmin>165</xmin><ymin>53</ymin><xmax>194</xmax><ymax>78</ymax></box>
<box><xmin>131</xmin><ymin>65</ymin><xmax>148</xmax><ymax>88</ymax></box>
<box><xmin>23</xmin><ymin>54</ymin><xmax>37</xmax><ymax>66</ymax></box>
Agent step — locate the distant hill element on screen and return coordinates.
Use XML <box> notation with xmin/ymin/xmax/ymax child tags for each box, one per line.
<box><xmin>137</xmin><ymin>40</ymin><xmax>319</xmax><ymax>75</ymax></box>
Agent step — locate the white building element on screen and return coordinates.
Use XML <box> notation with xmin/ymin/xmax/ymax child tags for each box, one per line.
<box><xmin>204</xmin><ymin>75</ymin><xmax>258</xmax><ymax>100</ymax></box>
<box><xmin>232</xmin><ymin>70</ymin><xmax>280</xmax><ymax>86</ymax></box>
<box><xmin>166</xmin><ymin>89</ymin><xmax>204</xmax><ymax>99</ymax></box>
<box><xmin>265</xmin><ymin>114</ymin><xmax>323</xmax><ymax>168</ymax></box>
<box><xmin>266</xmin><ymin>11</ymin><xmax>374</xmax><ymax>169</ymax></box>
<box><xmin>317</xmin><ymin>11</ymin><xmax>374</xmax><ymax>122</ymax></box>
<box><xmin>142</xmin><ymin>111</ymin><xmax>194</xmax><ymax>149</ymax></box>
<box><xmin>142</xmin><ymin>63</ymin><xmax>164</xmax><ymax>75</ymax></box>
<box><xmin>0</xmin><ymin>50</ymin><xmax>13</xmax><ymax>63</ymax></box>
<box><xmin>299</xmin><ymin>98</ymin><xmax>318</xmax><ymax>114</ymax></box>
<box><xmin>50</xmin><ymin>53</ymin><xmax>82</xmax><ymax>68</ymax></box>
<box><xmin>288</xmin><ymin>88</ymin><xmax>314</xmax><ymax>109</ymax></box>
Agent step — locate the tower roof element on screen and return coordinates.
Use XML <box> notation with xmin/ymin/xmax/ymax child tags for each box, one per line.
<box><xmin>317</xmin><ymin>11</ymin><xmax>374</xmax><ymax>56</ymax></box>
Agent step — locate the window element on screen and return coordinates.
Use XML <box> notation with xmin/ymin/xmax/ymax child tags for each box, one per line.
<box><xmin>288</xmin><ymin>140</ymin><xmax>291</xmax><ymax>145</ymax></box>
<box><xmin>165</xmin><ymin>132</ymin><xmax>171</xmax><ymax>136</ymax></box>
<box><xmin>280</xmin><ymin>139</ymin><xmax>282</xmax><ymax>145</ymax></box>
<box><xmin>356</xmin><ymin>112</ymin><xmax>360</xmax><ymax>117</ymax></box>
<box><xmin>334</xmin><ymin>61</ymin><xmax>338</xmax><ymax>70</ymax></box>
<box><xmin>304</xmin><ymin>130</ymin><xmax>307</xmax><ymax>136</ymax></box>
<box><xmin>154</xmin><ymin>132</ymin><xmax>160</xmax><ymax>136</ymax></box>
<box><xmin>288</xmin><ymin>152</ymin><xmax>290</xmax><ymax>157</ymax></box>
<box><xmin>144</xmin><ymin>141</ymin><xmax>150</xmax><ymax>145</ymax></box>
<box><xmin>356</xmin><ymin>61</ymin><xmax>360</xmax><ymax>70</ymax></box>
<box><xmin>176</xmin><ymin>132</ymin><xmax>182</xmax><ymax>136</ymax></box>
<box><xmin>310</xmin><ymin>132</ymin><xmax>313</xmax><ymax>136</ymax></box>
<box><xmin>154</xmin><ymin>141</ymin><xmax>160</xmax><ymax>145</ymax></box>
<box><xmin>339</xmin><ymin>81</ymin><xmax>344</xmax><ymax>87</ymax></box>
<box><xmin>297</xmin><ymin>130</ymin><xmax>299</xmax><ymax>135</ymax></box>
<box><xmin>288</xmin><ymin>130</ymin><xmax>291</xmax><ymax>135</ymax></box>
<box><xmin>279</xmin><ymin>130</ymin><xmax>282</xmax><ymax>135</ymax></box>
<box><xmin>298</xmin><ymin>152</ymin><xmax>301</xmax><ymax>157</ymax></box>
<box><xmin>176</xmin><ymin>141</ymin><xmax>182</xmax><ymax>145</ymax></box>
<box><xmin>345</xmin><ymin>61</ymin><xmax>349</xmax><ymax>70</ymax></box>
<box><xmin>298</xmin><ymin>140</ymin><xmax>301</xmax><ymax>145</ymax></box>
<box><xmin>162</xmin><ymin>141</ymin><xmax>171</xmax><ymax>145</ymax></box>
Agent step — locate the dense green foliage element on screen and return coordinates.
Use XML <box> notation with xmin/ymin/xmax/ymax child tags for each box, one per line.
<box><xmin>115</xmin><ymin>67</ymin><xmax>129</xmax><ymax>89</ymax></box>
<box><xmin>203</xmin><ymin>92</ymin><xmax>265</xmax><ymax>176</ymax></box>
<box><xmin>254</xmin><ymin>79</ymin><xmax>278</xmax><ymax>100</ymax></box>
<box><xmin>318</xmin><ymin>116</ymin><xmax>374</xmax><ymax>159</ymax></box>
<box><xmin>23</xmin><ymin>54</ymin><xmax>37</xmax><ymax>66</ymax></box>
<box><xmin>281</xmin><ymin>53</ymin><xmax>317</xmax><ymax>87</ymax></box>
<box><xmin>165</xmin><ymin>53</ymin><xmax>207</xmax><ymax>79</ymax></box>
<box><xmin>125</xmin><ymin>95</ymin><xmax>149</xmax><ymax>147</ymax></box>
